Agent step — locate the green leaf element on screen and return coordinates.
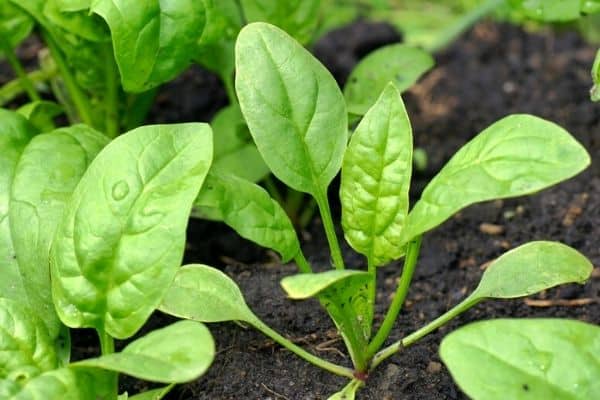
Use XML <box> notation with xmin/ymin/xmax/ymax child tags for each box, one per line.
<box><xmin>10</xmin><ymin>125</ymin><xmax>108</xmax><ymax>339</ymax></box>
<box><xmin>441</xmin><ymin>319</ymin><xmax>600</xmax><ymax>400</ymax></box>
<box><xmin>591</xmin><ymin>49</ymin><xmax>600</xmax><ymax>102</ymax></box>
<box><xmin>327</xmin><ymin>379</ymin><xmax>363</xmax><ymax>400</ymax></box>
<box><xmin>194</xmin><ymin>172</ymin><xmax>300</xmax><ymax>261</ymax></box>
<box><xmin>159</xmin><ymin>264</ymin><xmax>257</xmax><ymax>324</ymax></box>
<box><xmin>127</xmin><ymin>387</ymin><xmax>169</xmax><ymax>400</ymax></box>
<box><xmin>509</xmin><ymin>0</ymin><xmax>600</xmax><ymax>22</ymax></box>
<box><xmin>281</xmin><ymin>270</ymin><xmax>370</xmax><ymax>299</ymax></box>
<box><xmin>344</xmin><ymin>44</ymin><xmax>433</xmax><ymax>117</ymax></box>
<box><xmin>0</xmin><ymin>0</ymin><xmax>34</xmax><ymax>50</ymax></box>
<box><xmin>401</xmin><ymin>115</ymin><xmax>590</xmax><ymax>243</ymax></box>
<box><xmin>0</xmin><ymin>110</ymin><xmax>38</xmax><ymax>307</ymax></box>
<box><xmin>340</xmin><ymin>83</ymin><xmax>412</xmax><ymax>267</ymax></box>
<box><xmin>51</xmin><ymin>123</ymin><xmax>213</xmax><ymax>339</ymax></box>
<box><xmin>74</xmin><ymin>321</ymin><xmax>214</xmax><ymax>383</ymax></box>
<box><xmin>472</xmin><ymin>241</ymin><xmax>592</xmax><ymax>299</ymax></box>
<box><xmin>211</xmin><ymin>105</ymin><xmax>269</xmax><ymax>183</ymax></box>
<box><xmin>17</xmin><ymin>101</ymin><xmax>63</xmax><ymax>132</ymax></box>
<box><xmin>8</xmin><ymin>367</ymin><xmax>113</xmax><ymax>400</ymax></box>
<box><xmin>0</xmin><ymin>298</ymin><xmax>58</xmax><ymax>385</ymax></box>
<box><xmin>43</xmin><ymin>0</ymin><xmax>109</xmax><ymax>42</ymax></box>
<box><xmin>235</xmin><ymin>22</ymin><xmax>347</xmax><ymax>196</ymax></box>
<box><xmin>240</xmin><ymin>0</ymin><xmax>320</xmax><ymax>45</ymax></box>
<box><xmin>92</xmin><ymin>0</ymin><xmax>206</xmax><ymax>92</ymax></box>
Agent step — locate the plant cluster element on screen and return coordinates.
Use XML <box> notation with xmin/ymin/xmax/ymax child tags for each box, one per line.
<box><xmin>0</xmin><ymin>1</ymin><xmax>597</xmax><ymax>399</ymax></box>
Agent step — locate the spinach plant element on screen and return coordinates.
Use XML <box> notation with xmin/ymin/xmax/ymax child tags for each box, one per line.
<box><xmin>159</xmin><ymin>22</ymin><xmax>593</xmax><ymax>398</ymax></box>
<box><xmin>0</xmin><ymin>108</ymin><xmax>216</xmax><ymax>399</ymax></box>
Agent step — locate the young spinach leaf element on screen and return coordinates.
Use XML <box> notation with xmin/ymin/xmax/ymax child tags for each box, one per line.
<box><xmin>401</xmin><ymin>114</ymin><xmax>590</xmax><ymax>244</ymax></box>
<box><xmin>51</xmin><ymin>123</ymin><xmax>213</xmax><ymax>339</ymax></box>
<box><xmin>194</xmin><ymin>172</ymin><xmax>300</xmax><ymax>262</ymax></box>
<box><xmin>10</xmin><ymin>124</ymin><xmax>108</xmax><ymax>339</ymax></box>
<box><xmin>341</xmin><ymin>83</ymin><xmax>412</xmax><ymax>267</ymax></box>
<box><xmin>441</xmin><ymin>319</ymin><xmax>600</xmax><ymax>400</ymax></box>
<box><xmin>235</xmin><ymin>22</ymin><xmax>347</xmax><ymax>197</ymax></box>
<box><xmin>344</xmin><ymin>44</ymin><xmax>433</xmax><ymax>117</ymax></box>
<box><xmin>17</xmin><ymin>101</ymin><xmax>63</xmax><ymax>133</ymax></box>
<box><xmin>74</xmin><ymin>321</ymin><xmax>214</xmax><ymax>383</ymax></box>
<box><xmin>281</xmin><ymin>270</ymin><xmax>371</xmax><ymax>299</ymax></box>
<box><xmin>92</xmin><ymin>0</ymin><xmax>207</xmax><ymax>92</ymax></box>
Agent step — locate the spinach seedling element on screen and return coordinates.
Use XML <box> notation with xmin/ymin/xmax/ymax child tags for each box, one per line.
<box><xmin>0</xmin><ymin>108</ymin><xmax>216</xmax><ymax>399</ymax></box>
<box><xmin>159</xmin><ymin>22</ymin><xmax>593</xmax><ymax>398</ymax></box>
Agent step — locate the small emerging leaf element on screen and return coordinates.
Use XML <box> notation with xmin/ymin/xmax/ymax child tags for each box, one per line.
<box><xmin>402</xmin><ymin>115</ymin><xmax>590</xmax><ymax>243</ymax></box>
<box><xmin>74</xmin><ymin>321</ymin><xmax>214</xmax><ymax>383</ymax></box>
<box><xmin>344</xmin><ymin>44</ymin><xmax>433</xmax><ymax>116</ymax></box>
<box><xmin>236</xmin><ymin>22</ymin><xmax>347</xmax><ymax>196</ymax></box>
<box><xmin>281</xmin><ymin>270</ymin><xmax>370</xmax><ymax>299</ymax></box>
<box><xmin>341</xmin><ymin>83</ymin><xmax>412</xmax><ymax>267</ymax></box>
<box><xmin>194</xmin><ymin>172</ymin><xmax>300</xmax><ymax>262</ymax></box>
<box><xmin>159</xmin><ymin>264</ymin><xmax>257</xmax><ymax>324</ymax></box>
<box><xmin>327</xmin><ymin>379</ymin><xmax>363</xmax><ymax>400</ymax></box>
<box><xmin>441</xmin><ymin>319</ymin><xmax>600</xmax><ymax>400</ymax></box>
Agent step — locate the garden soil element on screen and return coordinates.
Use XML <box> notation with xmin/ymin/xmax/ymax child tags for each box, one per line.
<box><xmin>4</xmin><ymin>20</ymin><xmax>598</xmax><ymax>400</ymax></box>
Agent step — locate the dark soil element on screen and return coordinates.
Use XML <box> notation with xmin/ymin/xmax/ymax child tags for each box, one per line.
<box><xmin>166</xmin><ymin>21</ymin><xmax>600</xmax><ymax>399</ymax></box>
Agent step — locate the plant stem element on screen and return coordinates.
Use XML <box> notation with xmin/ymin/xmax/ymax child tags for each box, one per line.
<box><xmin>366</xmin><ymin>236</ymin><xmax>422</xmax><ymax>358</ymax></box>
<box><xmin>0</xmin><ymin>37</ymin><xmax>40</xmax><ymax>102</ymax></box>
<box><xmin>103</xmin><ymin>43</ymin><xmax>119</xmax><ymax>138</ymax></box>
<box><xmin>42</xmin><ymin>30</ymin><xmax>94</xmax><ymax>127</ymax></box>
<box><xmin>97</xmin><ymin>329</ymin><xmax>118</xmax><ymax>397</ymax></box>
<box><xmin>251</xmin><ymin>319</ymin><xmax>355</xmax><ymax>379</ymax></box>
<box><xmin>370</xmin><ymin>295</ymin><xmax>479</xmax><ymax>370</ymax></box>
<box><xmin>222</xmin><ymin>73</ymin><xmax>237</xmax><ymax>105</ymax></box>
<box><xmin>298</xmin><ymin>197</ymin><xmax>317</xmax><ymax>229</ymax></box>
<box><xmin>0</xmin><ymin>66</ymin><xmax>57</xmax><ymax>106</ymax></box>
<box><xmin>264</xmin><ymin>176</ymin><xmax>284</xmax><ymax>205</ymax></box>
<box><xmin>314</xmin><ymin>190</ymin><xmax>345</xmax><ymax>270</ymax></box>
<box><xmin>294</xmin><ymin>251</ymin><xmax>313</xmax><ymax>274</ymax></box>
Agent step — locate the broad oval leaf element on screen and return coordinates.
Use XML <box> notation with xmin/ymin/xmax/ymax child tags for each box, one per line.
<box><xmin>194</xmin><ymin>172</ymin><xmax>300</xmax><ymax>261</ymax></box>
<box><xmin>341</xmin><ymin>83</ymin><xmax>412</xmax><ymax>267</ymax></box>
<box><xmin>236</xmin><ymin>22</ymin><xmax>348</xmax><ymax>196</ymax></box>
<box><xmin>159</xmin><ymin>264</ymin><xmax>256</xmax><ymax>324</ymax></box>
<box><xmin>211</xmin><ymin>105</ymin><xmax>269</xmax><ymax>183</ymax></box>
<box><xmin>0</xmin><ymin>110</ymin><xmax>38</xmax><ymax>307</ymax></box>
<box><xmin>51</xmin><ymin>123</ymin><xmax>213</xmax><ymax>339</ymax></box>
<box><xmin>74</xmin><ymin>321</ymin><xmax>214</xmax><ymax>383</ymax></box>
<box><xmin>92</xmin><ymin>0</ymin><xmax>206</xmax><ymax>92</ymax></box>
<box><xmin>344</xmin><ymin>44</ymin><xmax>433</xmax><ymax>116</ymax></box>
<box><xmin>240</xmin><ymin>0</ymin><xmax>320</xmax><ymax>45</ymax></box>
<box><xmin>10</xmin><ymin>125</ymin><xmax>108</xmax><ymax>339</ymax></box>
<box><xmin>281</xmin><ymin>270</ymin><xmax>370</xmax><ymax>299</ymax></box>
<box><xmin>401</xmin><ymin>115</ymin><xmax>590</xmax><ymax>243</ymax></box>
<box><xmin>0</xmin><ymin>298</ymin><xmax>58</xmax><ymax>385</ymax></box>
<box><xmin>472</xmin><ymin>241</ymin><xmax>592</xmax><ymax>299</ymax></box>
<box><xmin>8</xmin><ymin>367</ymin><xmax>113</xmax><ymax>400</ymax></box>
<box><xmin>441</xmin><ymin>319</ymin><xmax>600</xmax><ymax>400</ymax></box>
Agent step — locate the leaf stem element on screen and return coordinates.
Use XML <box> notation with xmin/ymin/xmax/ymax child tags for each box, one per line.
<box><xmin>42</xmin><ymin>30</ymin><xmax>95</xmax><ymax>127</ymax></box>
<box><xmin>0</xmin><ymin>35</ymin><xmax>40</xmax><ymax>102</ymax></box>
<box><xmin>0</xmin><ymin>66</ymin><xmax>57</xmax><ymax>106</ymax></box>
<box><xmin>294</xmin><ymin>251</ymin><xmax>313</xmax><ymax>273</ymax></box>
<box><xmin>251</xmin><ymin>318</ymin><xmax>355</xmax><ymax>379</ymax></box>
<box><xmin>103</xmin><ymin>43</ymin><xmax>120</xmax><ymax>138</ymax></box>
<box><xmin>314</xmin><ymin>190</ymin><xmax>345</xmax><ymax>270</ymax></box>
<box><xmin>366</xmin><ymin>236</ymin><xmax>422</xmax><ymax>358</ymax></box>
<box><xmin>97</xmin><ymin>329</ymin><xmax>118</xmax><ymax>396</ymax></box>
<box><xmin>370</xmin><ymin>295</ymin><xmax>479</xmax><ymax>370</ymax></box>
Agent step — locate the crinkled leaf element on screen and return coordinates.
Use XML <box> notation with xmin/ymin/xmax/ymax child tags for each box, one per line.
<box><xmin>0</xmin><ymin>298</ymin><xmax>58</xmax><ymax>385</ymax></box>
<box><xmin>92</xmin><ymin>0</ymin><xmax>206</xmax><ymax>92</ymax></box>
<box><xmin>159</xmin><ymin>264</ymin><xmax>256</xmax><ymax>324</ymax></box>
<box><xmin>17</xmin><ymin>101</ymin><xmax>63</xmax><ymax>133</ymax></box>
<box><xmin>344</xmin><ymin>44</ymin><xmax>433</xmax><ymax>116</ymax></box>
<box><xmin>0</xmin><ymin>110</ymin><xmax>38</xmax><ymax>307</ymax></box>
<box><xmin>341</xmin><ymin>83</ymin><xmax>412</xmax><ymax>267</ymax></box>
<box><xmin>240</xmin><ymin>0</ymin><xmax>320</xmax><ymax>45</ymax></box>
<box><xmin>194</xmin><ymin>172</ymin><xmax>299</xmax><ymax>261</ymax></box>
<box><xmin>211</xmin><ymin>105</ymin><xmax>269</xmax><ymax>183</ymax></box>
<box><xmin>441</xmin><ymin>319</ymin><xmax>600</xmax><ymax>400</ymax></box>
<box><xmin>10</xmin><ymin>125</ymin><xmax>108</xmax><ymax>339</ymax></box>
<box><xmin>236</xmin><ymin>22</ymin><xmax>347</xmax><ymax>196</ymax></box>
<box><xmin>75</xmin><ymin>321</ymin><xmax>214</xmax><ymax>383</ymax></box>
<box><xmin>472</xmin><ymin>241</ymin><xmax>592</xmax><ymax>299</ymax></box>
<box><xmin>8</xmin><ymin>367</ymin><xmax>113</xmax><ymax>400</ymax></box>
<box><xmin>401</xmin><ymin>115</ymin><xmax>590</xmax><ymax>243</ymax></box>
<box><xmin>0</xmin><ymin>0</ymin><xmax>34</xmax><ymax>50</ymax></box>
<box><xmin>43</xmin><ymin>0</ymin><xmax>109</xmax><ymax>42</ymax></box>
<box><xmin>51</xmin><ymin>123</ymin><xmax>213</xmax><ymax>339</ymax></box>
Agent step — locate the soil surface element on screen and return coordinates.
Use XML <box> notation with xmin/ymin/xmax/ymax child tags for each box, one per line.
<box><xmin>165</xmin><ymin>21</ymin><xmax>600</xmax><ymax>399</ymax></box>
<box><xmin>3</xmin><ymin>19</ymin><xmax>599</xmax><ymax>400</ymax></box>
